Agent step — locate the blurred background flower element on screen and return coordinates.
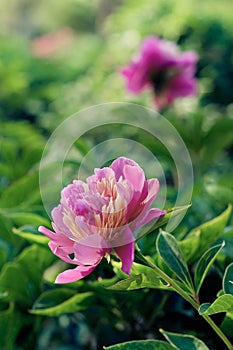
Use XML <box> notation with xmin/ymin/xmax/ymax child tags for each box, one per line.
<box><xmin>121</xmin><ymin>36</ymin><xmax>198</xmax><ymax>110</ymax></box>
<box><xmin>30</xmin><ymin>27</ymin><xmax>75</xmax><ymax>58</ymax></box>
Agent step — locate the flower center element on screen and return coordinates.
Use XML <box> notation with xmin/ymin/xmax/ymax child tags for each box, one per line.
<box><xmin>150</xmin><ymin>67</ymin><xmax>179</xmax><ymax>94</ymax></box>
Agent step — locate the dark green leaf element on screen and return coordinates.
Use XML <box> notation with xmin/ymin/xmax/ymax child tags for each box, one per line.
<box><xmin>220</xmin><ymin>312</ymin><xmax>233</xmax><ymax>339</ymax></box>
<box><xmin>161</xmin><ymin>329</ymin><xmax>210</xmax><ymax>350</ymax></box>
<box><xmin>223</xmin><ymin>263</ymin><xmax>233</xmax><ymax>295</ymax></box>
<box><xmin>194</xmin><ymin>242</ymin><xmax>225</xmax><ymax>295</ymax></box>
<box><xmin>104</xmin><ymin>340</ymin><xmax>176</xmax><ymax>350</ymax></box>
<box><xmin>0</xmin><ymin>302</ymin><xmax>31</xmax><ymax>350</ymax></box>
<box><xmin>156</xmin><ymin>231</ymin><xmax>193</xmax><ymax>290</ymax></box>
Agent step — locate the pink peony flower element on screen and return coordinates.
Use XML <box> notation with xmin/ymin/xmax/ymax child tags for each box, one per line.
<box><xmin>122</xmin><ymin>36</ymin><xmax>198</xmax><ymax>109</ymax></box>
<box><xmin>39</xmin><ymin>157</ymin><xmax>165</xmax><ymax>283</ymax></box>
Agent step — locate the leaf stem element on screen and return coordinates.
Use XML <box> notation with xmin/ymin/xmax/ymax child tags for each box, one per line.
<box><xmin>135</xmin><ymin>249</ymin><xmax>233</xmax><ymax>350</ymax></box>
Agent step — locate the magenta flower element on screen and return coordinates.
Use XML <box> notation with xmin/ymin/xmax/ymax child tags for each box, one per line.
<box><xmin>39</xmin><ymin>157</ymin><xmax>165</xmax><ymax>283</ymax></box>
<box><xmin>122</xmin><ymin>36</ymin><xmax>198</xmax><ymax>109</ymax></box>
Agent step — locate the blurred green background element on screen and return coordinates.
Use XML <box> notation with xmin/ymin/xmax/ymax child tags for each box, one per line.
<box><xmin>0</xmin><ymin>0</ymin><xmax>233</xmax><ymax>349</ymax></box>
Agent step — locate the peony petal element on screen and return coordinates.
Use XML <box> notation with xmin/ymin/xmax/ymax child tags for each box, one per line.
<box><xmin>123</xmin><ymin>163</ymin><xmax>147</xmax><ymax>220</ymax></box>
<box><xmin>51</xmin><ymin>205</ymin><xmax>74</xmax><ymax>238</ymax></box>
<box><xmin>39</xmin><ymin>226</ymin><xmax>76</xmax><ymax>264</ymax></box>
<box><xmin>48</xmin><ymin>241</ymin><xmax>76</xmax><ymax>265</ymax></box>
<box><xmin>94</xmin><ymin>167</ymin><xmax>115</xmax><ymax>181</ymax></box>
<box><xmin>73</xmin><ymin>235</ymin><xmax>108</xmax><ymax>265</ymax></box>
<box><xmin>134</xmin><ymin>207</ymin><xmax>166</xmax><ymax>232</ymax></box>
<box><xmin>116</xmin><ymin>181</ymin><xmax>133</xmax><ymax>205</ymax></box>
<box><xmin>38</xmin><ymin>226</ymin><xmax>56</xmax><ymax>240</ymax></box>
<box><xmin>115</xmin><ymin>241</ymin><xmax>135</xmax><ymax>275</ymax></box>
<box><xmin>111</xmin><ymin>226</ymin><xmax>135</xmax><ymax>248</ymax></box>
<box><xmin>110</xmin><ymin>157</ymin><xmax>137</xmax><ymax>181</ymax></box>
<box><xmin>39</xmin><ymin>225</ymin><xmax>73</xmax><ymax>248</ymax></box>
<box><xmin>123</xmin><ymin>164</ymin><xmax>145</xmax><ymax>193</ymax></box>
<box><xmin>55</xmin><ymin>264</ymin><xmax>99</xmax><ymax>283</ymax></box>
<box><xmin>143</xmin><ymin>178</ymin><xmax>160</xmax><ymax>209</ymax></box>
<box><xmin>75</xmin><ymin>216</ymin><xmax>98</xmax><ymax>236</ymax></box>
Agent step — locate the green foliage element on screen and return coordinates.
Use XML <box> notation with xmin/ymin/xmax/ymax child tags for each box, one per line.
<box><xmin>160</xmin><ymin>330</ymin><xmax>210</xmax><ymax>350</ymax></box>
<box><xmin>0</xmin><ymin>122</ymin><xmax>44</xmax><ymax>191</ymax></box>
<box><xmin>0</xmin><ymin>245</ymin><xmax>55</xmax><ymax>306</ymax></box>
<box><xmin>179</xmin><ymin>205</ymin><xmax>232</xmax><ymax>263</ymax></box>
<box><xmin>13</xmin><ymin>227</ymin><xmax>49</xmax><ymax>245</ymax></box>
<box><xmin>103</xmin><ymin>331</ymin><xmax>211</xmax><ymax>350</ymax></box>
<box><xmin>109</xmin><ymin>262</ymin><xmax>166</xmax><ymax>291</ymax></box>
<box><xmin>31</xmin><ymin>289</ymin><xmax>93</xmax><ymax>316</ymax></box>
<box><xmin>199</xmin><ymin>295</ymin><xmax>233</xmax><ymax>315</ymax></box>
<box><xmin>201</xmin><ymin>119</ymin><xmax>233</xmax><ymax>169</ymax></box>
<box><xmin>104</xmin><ymin>340</ymin><xmax>176</xmax><ymax>350</ymax></box>
<box><xmin>198</xmin><ymin>261</ymin><xmax>233</xmax><ymax>317</ymax></box>
<box><xmin>0</xmin><ymin>303</ymin><xmax>35</xmax><ymax>350</ymax></box>
<box><xmin>223</xmin><ymin>263</ymin><xmax>233</xmax><ymax>295</ymax></box>
<box><xmin>0</xmin><ymin>0</ymin><xmax>233</xmax><ymax>348</ymax></box>
<box><xmin>194</xmin><ymin>242</ymin><xmax>225</xmax><ymax>295</ymax></box>
<box><xmin>221</xmin><ymin>312</ymin><xmax>233</xmax><ymax>339</ymax></box>
<box><xmin>156</xmin><ymin>231</ymin><xmax>193</xmax><ymax>291</ymax></box>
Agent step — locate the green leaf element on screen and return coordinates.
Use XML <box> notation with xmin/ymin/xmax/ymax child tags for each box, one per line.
<box><xmin>0</xmin><ymin>263</ymin><xmax>32</xmax><ymax>306</ymax></box>
<box><xmin>0</xmin><ymin>302</ymin><xmax>32</xmax><ymax>350</ymax></box>
<box><xmin>135</xmin><ymin>205</ymin><xmax>191</xmax><ymax>241</ymax></box>
<box><xmin>109</xmin><ymin>261</ymin><xmax>167</xmax><ymax>291</ymax></box>
<box><xmin>194</xmin><ymin>242</ymin><xmax>225</xmax><ymax>295</ymax></box>
<box><xmin>17</xmin><ymin>245</ymin><xmax>56</xmax><ymax>298</ymax></box>
<box><xmin>0</xmin><ymin>172</ymin><xmax>40</xmax><ymax>208</ymax></box>
<box><xmin>13</xmin><ymin>227</ymin><xmax>49</xmax><ymax>245</ymax></box>
<box><xmin>223</xmin><ymin>263</ymin><xmax>233</xmax><ymax>295</ymax></box>
<box><xmin>199</xmin><ymin>294</ymin><xmax>233</xmax><ymax>315</ymax></box>
<box><xmin>108</xmin><ymin>263</ymin><xmax>166</xmax><ymax>291</ymax></box>
<box><xmin>0</xmin><ymin>212</ymin><xmax>20</xmax><ymax>246</ymax></box>
<box><xmin>108</xmin><ymin>276</ymin><xmax>143</xmax><ymax>291</ymax></box>
<box><xmin>0</xmin><ymin>249</ymin><xmax>8</xmax><ymax>270</ymax></box>
<box><xmin>178</xmin><ymin>231</ymin><xmax>201</xmax><ymax>262</ymax></box>
<box><xmin>156</xmin><ymin>231</ymin><xmax>193</xmax><ymax>289</ymax></box>
<box><xmin>182</xmin><ymin>205</ymin><xmax>232</xmax><ymax>263</ymax></box>
<box><xmin>221</xmin><ymin>312</ymin><xmax>233</xmax><ymax>339</ymax></box>
<box><xmin>104</xmin><ymin>340</ymin><xmax>176</xmax><ymax>350</ymax></box>
<box><xmin>3</xmin><ymin>211</ymin><xmax>50</xmax><ymax>227</ymax></box>
<box><xmin>202</xmin><ymin>119</ymin><xmax>233</xmax><ymax>169</ymax></box>
<box><xmin>160</xmin><ymin>329</ymin><xmax>210</xmax><ymax>350</ymax></box>
<box><xmin>30</xmin><ymin>289</ymin><xmax>93</xmax><ymax>316</ymax></box>
<box><xmin>0</xmin><ymin>245</ymin><xmax>55</xmax><ymax>307</ymax></box>
<box><xmin>205</xmin><ymin>183</ymin><xmax>233</xmax><ymax>205</ymax></box>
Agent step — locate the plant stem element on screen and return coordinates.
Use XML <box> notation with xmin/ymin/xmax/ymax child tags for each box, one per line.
<box><xmin>202</xmin><ymin>315</ymin><xmax>233</xmax><ymax>350</ymax></box>
<box><xmin>135</xmin><ymin>249</ymin><xmax>233</xmax><ymax>350</ymax></box>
